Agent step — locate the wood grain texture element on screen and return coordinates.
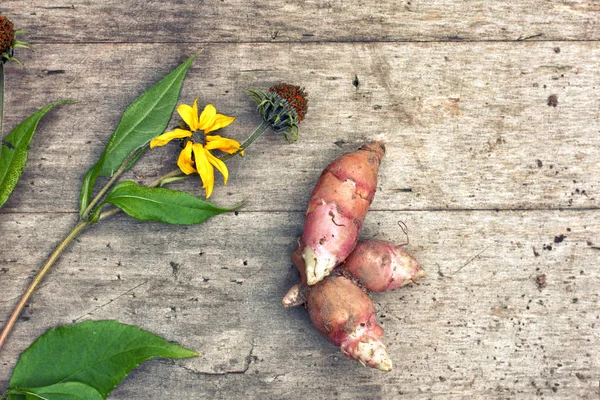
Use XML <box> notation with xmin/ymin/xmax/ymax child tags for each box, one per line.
<box><xmin>1</xmin><ymin>1</ymin><xmax>599</xmax><ymax>398</ymax></box>
<box><xmin>0</xmin><ymin>210</ymin><xmax>598</xmax><ymax>398</ymax></box>
<box><xmin>2</xmin><ymin>0</ymin><xmax>600</xmax><ymax>43</ymax></box>
<box><xmin>0</xmin><ymin>42</ymin><xmax>598</xmax><ymax>213</ymax></box>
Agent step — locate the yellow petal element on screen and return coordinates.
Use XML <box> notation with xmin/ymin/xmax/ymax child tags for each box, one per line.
<box><xmin>177</xmin><ymin>141</ymin><xmax>196</xmax><ymax>175</ymax></box>
<box><xmin>198</xmin><ymin>104</ymin><xmax>217</xmax><ymax>132</ymax></box>
<box><xmin>177</xmin><ymin>99</ymin><xmax>199</xmax><ymax>131</ymax></box>
<box><xmin>205</xmin><ymin>148</ymin><xmax>229</xmax><ymax>185</ymax></box>
<box><xmin>192</xmin><ymin>143</ymin><xmax>215</xmax><ymax>198</ymax></box>
<box><xmin>150</xmin><ymin>129</ymin><xmax>192</xmax><ymax>148</ymax></box>
<box><xmin>204</xmin><ymin>114</ymin><xmax>235</xmax><ymax>134</ymax></box>
<box><xmin>205</xmin><ymin>135</ymin><xmax>242</xmax><ymax>154</ymax></box>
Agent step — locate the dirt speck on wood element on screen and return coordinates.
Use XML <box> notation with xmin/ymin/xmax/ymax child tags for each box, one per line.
<box><xmin>536</xmin><ymin>274</ymin><xmax>547</xmax><ymax>289</ymax></box>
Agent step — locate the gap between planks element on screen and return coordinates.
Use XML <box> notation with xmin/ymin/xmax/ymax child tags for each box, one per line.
<box><xmin>18</xmin><ymin>39</ymin><xmax>600</xmax><ymax>45</ymax></box>
<box><xmin>1</xmin><ymin>207</ymin><xmax>600</xmax><ymax>215</ymax></box>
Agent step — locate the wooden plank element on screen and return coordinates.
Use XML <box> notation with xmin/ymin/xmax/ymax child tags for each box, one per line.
<box><xmin>3</xmin><ymin>0</ymin><xmax>600</xmax><ymax>43</ymax></box>
<box><xmin>0</xmin><ymin>210</ymin><xmax>598</xmax><ymax>398</ymax></box>
<box><xmin>0</xmin><ymin>42</ymin><xmax>598</xmax><ymax>213</ymax></box>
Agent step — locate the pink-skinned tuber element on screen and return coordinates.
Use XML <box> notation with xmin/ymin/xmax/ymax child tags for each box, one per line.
<box><xmin>307</xmin><ymin>274</ymin><xmax>392</xmax><ymax>371</ymax></box>
<box><xmin>341</xmin><ymin>239</ymin><xmax>425</xmax><ymax>292</ymax></box>
<box><xmin>283</xmin><ymin>141</ymin><xmax>425</xmax><ymax>372</ymax></box>
<box><xmin>282</xmin><ymin>239</ymin><xmax>425</xmax><ymax>371</ymax></box>
<box><xmin>283</xmin><ymin>239</ymin><xmax>425</xmax><ymax>306</ymax></box>
<box><xmin>300</xmin><ymin>141</ymin><xmax>385</xmax><ymax>285</ymax></box>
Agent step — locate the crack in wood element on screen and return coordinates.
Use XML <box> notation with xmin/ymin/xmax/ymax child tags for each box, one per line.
<box><xmin>451</xmin><ymin>244</ymin><xmax>493</xmax><ymax>276</ymax></box>
<box><xmin>180</xmin><ymin>340</ymin><xmax>256</xmax><ymax>376</ymax></box>
<box><xmin>2</xmin><ymin>207</ymin><xmax>600</xmax><ymax>216</ymax></box>
<box><xmin>71</xmin><ymin>280</ymin><xmax>148</xmax><ymax>322</ymax></box>
<box><xmin>1</xmin><ymin>283</ymin><xmax>52</xmax><ymax>305</ymax></box>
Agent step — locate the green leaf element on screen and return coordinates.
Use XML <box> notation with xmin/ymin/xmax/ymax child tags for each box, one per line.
<box><xmin>10</xmin><ymin>382</ymin><xmax>103</xmax><ymax>400</ymax></box>
<box><xmin>103</xmin><ymin>180</ymin><xmax>239</xmax><ymax>225</ymax></box>
<box><xmin>0</xmin><ymin>100</ymin><xmax>75</xmax><ymax>208</ymax></box>
<box><xmin>79</xmin><ymin>52</ymin><xmax>200</xmax><ymax>216</ymax></box>
<box><xmin>8</xmin><ymin>320</ymin><xmax>198</xmax><ymax>399</ymax></box>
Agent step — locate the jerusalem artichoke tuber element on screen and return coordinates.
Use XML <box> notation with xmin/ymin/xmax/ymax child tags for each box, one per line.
<box><xmin>300</xmin><ymin>141</ymin><xmax>385</xmax><ymax>285</ymax></box>
<box><xmin>283</xmin><ymin>141</ymin><xmax>426</xmax><ymax>372</ymax></box>
<box><xmin>341</xmin><ymin>239</ymin><xmax>425</xmax><ymax>292</ymax></box>
<box><xmin>306</xmin><ymin>274</ymin><xmax>392</xmax><ymax>371</ymax></box>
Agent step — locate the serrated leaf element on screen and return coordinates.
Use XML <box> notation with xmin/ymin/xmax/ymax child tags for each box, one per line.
<box><xmin>10</xmin><ymin>382</ymin><xmax>103</xmax><ymax>400</ymax></box>
<box><xmin>103</xmin><ymin>180</ymin><xmax>239</xmax><ymax>225</ymax></box>
<box><xmin>8</xmin><ymin>320</ymin><xmax>198</xmax><ymax>399</ymax></box>
<box><xmin>0</xmin><ymin>100</ymin><xmax>75</xmax><ymax>208</ymax></box>
<box><xmin>79</xmin><ymin>52</ymin><xmax>200</xmax><ymax>215</ymax></box>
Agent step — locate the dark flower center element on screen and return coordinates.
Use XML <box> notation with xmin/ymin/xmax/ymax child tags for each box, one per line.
<box><xmin>191</xmin><ymin>130</ymin><xmax>206</xmax><ymax>145</ymax></box>
<box><xmin>269</xmin><ymin>83</ymin><xmax>308</xmax><ymax>121</ymax></box>
<box><xmin>0</xmin><ymin>16</ymin><xmax>15</xmax><ymax>54</ymax></box>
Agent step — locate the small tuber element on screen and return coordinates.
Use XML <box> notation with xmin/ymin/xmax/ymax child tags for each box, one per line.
<box><xmin>283</xmin><ymin>239</ymin><xmax>425</xmax><ymax>306</ymax></box>
<box><xmin>341</xmin><ymin>239</ymin><xmax>425</xmax><ymax>292</ymax></box>
<box><xmin>306</xmin><ymin>274</ymin><xmax>392</xmax><ymax>371</ymax></box>
<box><xmin>282</xmin><ymin>238</ymin><xmax>425</xmax><ymax>371</ymax></box>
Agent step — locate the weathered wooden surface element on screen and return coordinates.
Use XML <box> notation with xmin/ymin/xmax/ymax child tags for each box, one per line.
<box><xmin>1</xmin><ymin>211</ymin><xmax>598</xmax><ymax>398</ymax></box>
<box><xmin>3</xmin><ymin>0</ymin><xmax>600</xmax><ymax>42</ymax></box>
<box><xmin>1</xmin><ymin>43</ymin><xmax>599</xmax><ymax>213</ymax></box>
<box><xmin>1</xmin><ymin>2</ymin><xmax>599</xmax><ymax>399</ymax></box>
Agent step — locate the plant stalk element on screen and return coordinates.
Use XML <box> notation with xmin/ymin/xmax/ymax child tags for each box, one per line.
<box><xmin>0</xmin><ymin>63</ymin><xmax>4</xmax><ymax>136</ymax></box>
<box><xmin>0</xmin><ymin>220</ymin><xmax>90</xmax><ymax>353</ymax></box>
<box><xmin>220</xmin><ymin>120</ymin><xmax>269</xmax><ymax>162</ymax></box>
<box><xmin>0</xmin><ymin>147</ymin><xmax>146</xmax><ymax>353</ymax></box>
<box><xmin>0</xmin><ymin>121</ymin><xmax>273</xmax><ymax>350</ymax></box>
<box><xmin>80</xmin><ymin>146</ymin><xmax>147</xmax><ymax>220</ymax></box>
<box><xmin>147</xmin><ymin>168</ymin><xmax>184</xmax><ymax>189</ymax></box>
<box><xmin>98</xmin><ymin>168</ymin><xmax>187</xmax><ymax>221</ymax></box>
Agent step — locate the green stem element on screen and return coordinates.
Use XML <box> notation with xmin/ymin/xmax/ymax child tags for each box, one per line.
<box><xmin>0</xmin><ymin>148</ymin><xmax>147</xmax><ymax>353</ymax></box>
<box><xmin>0</xmin><ymin>63</ymin><xmax>4</xmax><ymax>136</ymax></box>
<box><xmin>80</xmin><ymin>146</ymin><xmax>146</xmax><ymax>220</ymax></box>
<box><xmin>147</xmin><ymin>168</ymin><xmax>185</xmax><ymax>188</ymax></box>
<box><xmin>219</xmin><ymin>120</ymin><xmax>269</xmax><ymax>162</ymax></box>
<box><xmin>97</xmin><ymin>167</ymin><xmax>188</xmax><ymax>222</ymax></box>
<box><xmin>0</xmin><ymin>220</ymin><xmax>90</xmax><ymax>354</ymax></box>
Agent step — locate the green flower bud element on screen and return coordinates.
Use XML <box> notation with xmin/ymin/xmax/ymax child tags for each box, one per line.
<box><xmin>247</xmin><ymin>83</ymin><xmax>308</xmax><ymax>142</ymax></box>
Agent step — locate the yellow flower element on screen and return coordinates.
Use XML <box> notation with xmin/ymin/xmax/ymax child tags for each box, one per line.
<box><xmin>150</xmin><ymin>99</ymin><xmax>240</xmax><ymax>198</ymax></box>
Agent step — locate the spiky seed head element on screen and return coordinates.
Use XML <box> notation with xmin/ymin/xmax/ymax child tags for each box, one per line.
<box><xmin>247</xmin><ymin>83</ymin><xmax>308</xmax><ymax>143</ymax></box>
<box><xmin>0</xmin><ymin>16</ymin><xmax>15</xmax><ymax>56</ymax></box>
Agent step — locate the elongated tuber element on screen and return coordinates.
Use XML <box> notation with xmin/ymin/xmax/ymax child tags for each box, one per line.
<box><xmin>341</xmin><ymin>239</ymin><xmax>425</xmax><ymax>292</ymax></box>
<box><xmin>306</xmin><ymin>274</ymin><xmax>392</xmax><ymax>371</ymax></box>
<box><xmin>300</xmin><ymin>141</ymin><xmax>385</xmax><ymax>285</ymax></box>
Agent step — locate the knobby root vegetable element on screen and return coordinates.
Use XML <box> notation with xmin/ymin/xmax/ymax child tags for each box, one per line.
<box><xmin>341</xmin><ymin>239</ymin><xmax>426</xmax><ymax>292</ymax></box>
<box><xmin>283</xmin><ymin>239</ymin><xmax>425</xmax><ymax>306</ymax></box>
<box><xmin>283</xmin><ymin>141</ymin><xmax>425</xmax><ymax>371</ymax></box>
<box><xmin>282</xmin><ymin>239</ymin><xmax>425</xmax><ymax>371</ymax></box>
<box><xmin>306</xmin><ymin>274</ymin><xmax>392</xmax><ymax>371</ymax></box>
<box><xmin>300</xmin><ymin>141</ymin><xmax>385</xmax><ymax>285</ymax></box>
<box><xmin>282</xmin><ymin>243</ymin><xmax>308</xmax><ymax>307</ymax></box>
